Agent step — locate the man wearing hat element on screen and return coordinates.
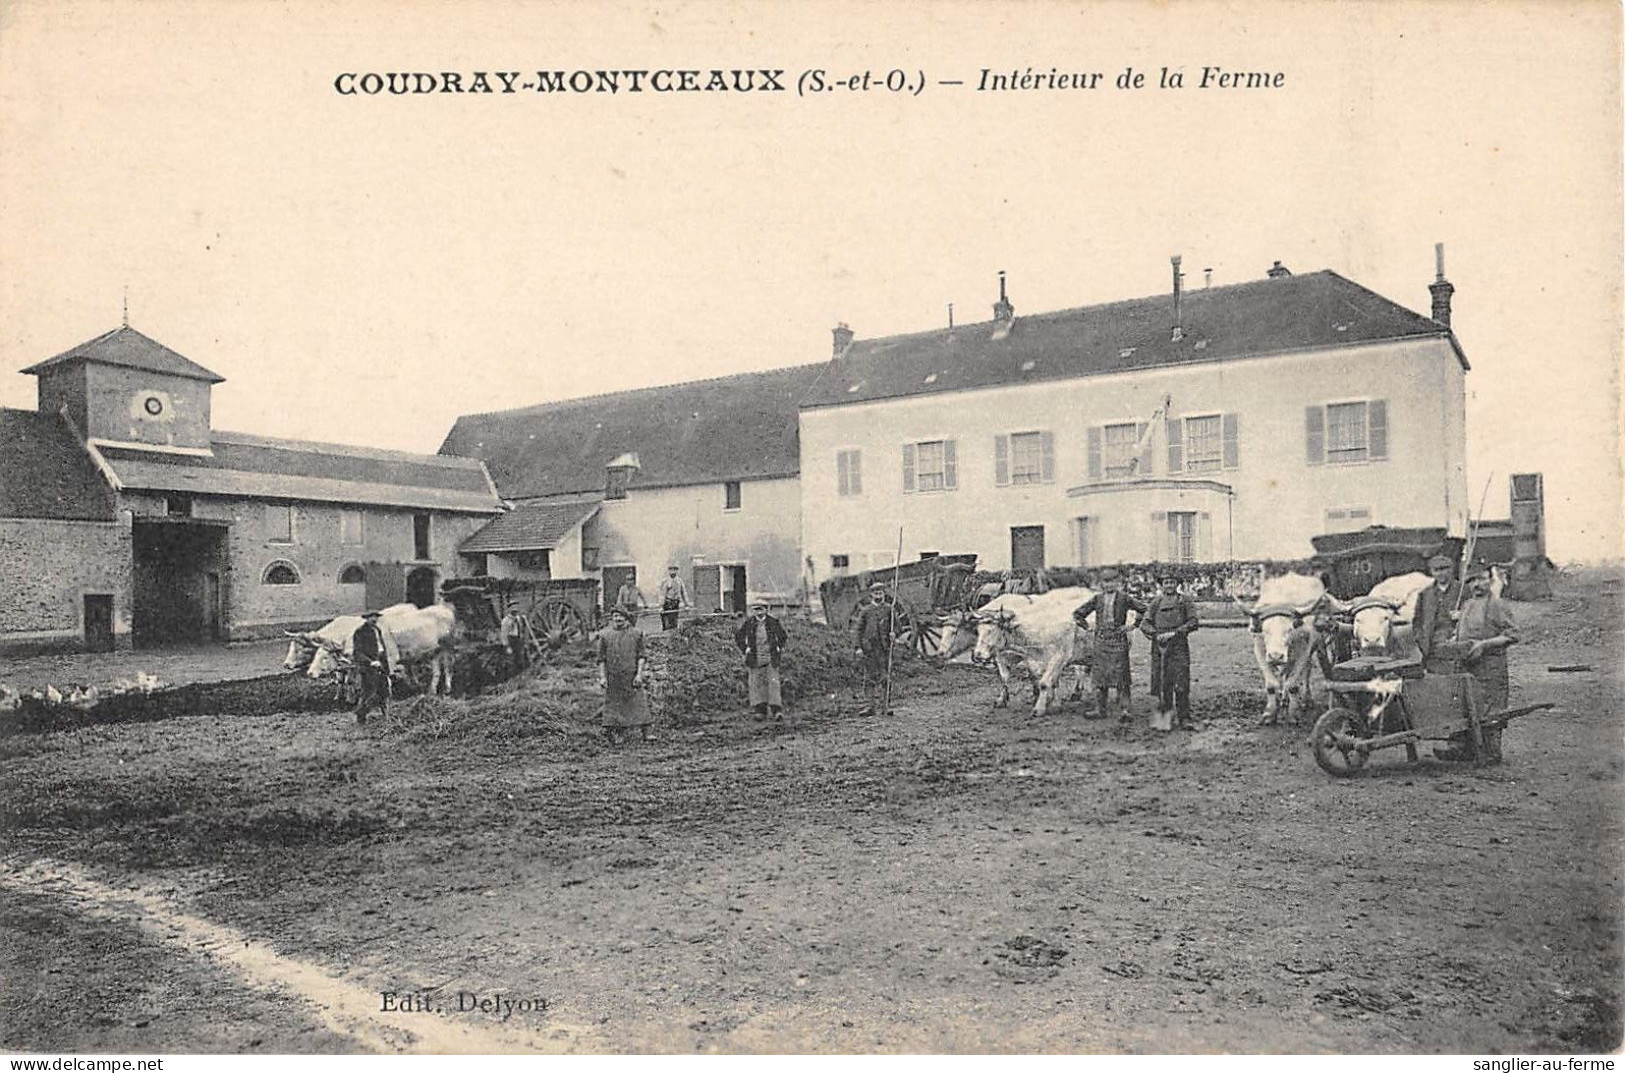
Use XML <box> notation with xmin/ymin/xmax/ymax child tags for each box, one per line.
<box><xmin>854</xmin><ymin>580</ymin><xmax>898</xmax><ymax>715</ymax></box>
<box><xmin>597</xmin><ymin>605</ymin><xmax>653</xmax><ymax>742</ymax></box>
<box><xmin>1071</xmin><ymin>567</ymin><xmax>1148</xmax><ymax>722</ymax></box>
<box><xmin>1140</xmin><ymin>571</ymin><xmax>1202</xmax><ymax>730</ymax></box>
<box><xmin>656</xmin><ymin>565</ymin><xmax>691</xmax><ymax>631</ymax></box>
<box><xmin>734</xmin><ymin>599</ymin><xmax>788</xmax><ymax>719</ymax></box>
<box><xmin>351</xmin><ymin>610</ymin><xmax>391</xmax><ymax>725</ymax></box>
<box><xmin>1413</xmin><ymin>553</ymin><xmax>1465</xmax><ymax>671</ymax></box>
<box><xmin>1437</xmin><ymin>564</ymin><xmax>1519</xmax><ymax>761</ymax></box>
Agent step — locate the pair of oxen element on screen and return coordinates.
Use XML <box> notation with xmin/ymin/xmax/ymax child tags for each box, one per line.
<box><xmin>282</xmin><ymin>603</ymin><xmax>459</xmax><ymax>695</ymax></box>
<box><xmin>935</xmin><ymin>572</ymin><xmax>1435</xmax><ymax>723</ymax></box>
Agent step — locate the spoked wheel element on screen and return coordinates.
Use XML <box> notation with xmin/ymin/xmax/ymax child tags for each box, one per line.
<box><xmin>899</xmin><ymin>608</ymin><xmax>942</xmax><ymax>658</ymax></box>
<box><xmin>1311</xmin><ymin>705</ymin><xmax>1370</xmax><ymax>777</ymax></box>
<box><xmin>530</xmin><ymin>598</ymin><xmax>588</xmax><ymax>646</ymax></box>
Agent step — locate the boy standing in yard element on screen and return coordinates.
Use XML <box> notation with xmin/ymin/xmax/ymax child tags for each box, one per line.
<box><xmin>597</xmin><ymin>605</ymin><xmax>653</xmax><ymax>743</ymax></box>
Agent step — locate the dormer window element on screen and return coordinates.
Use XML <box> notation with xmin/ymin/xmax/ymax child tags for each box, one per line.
<box><xmin>606</xmin><ymin>466</ymin><xmax>632</xmax><ymax>500</ymax></box>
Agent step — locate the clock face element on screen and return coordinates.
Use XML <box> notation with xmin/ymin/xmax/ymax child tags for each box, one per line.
<box><xmin>143</xmin><ymin>395</ymin><xmax>165</xmax><ymax>416</ymax></box>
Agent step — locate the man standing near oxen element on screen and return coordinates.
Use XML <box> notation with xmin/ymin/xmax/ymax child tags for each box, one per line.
<box><xmin>734</xmin><ymin>599</ymin><xmax>788</xmax><ymax>720</ymax></box>
<box><xmin>1436</xmin><ymin>565</ymin><xmax>1519</xmax><ymax>762</ymax></box>
<box><xmin>1141</xmin><ymin>571</ymin><xmax>1201</xmax><ymax>730</ymax></box>
<box><xmin>1070</xmin><ymin>567</ymin><xmax>1147</xmax><ymax>723</ymax></box>
<box><xmin>854</xmin><ymin>580</ymin><xmax>897</xmax><ymax>716</ymax></box>
<box><xmin>1413</xmin><ymin>553</ymin><xmax>1464</xmax><ymax>671</ymax></box>
<box><xmin>352</xmin><ymin>609</ymin><xmax>390</xmax><ymax>725</ymax></box>
<box><xmin>657</xmin><ymin>565</ymin><xmax>690</xmax><ymax>631</ymax></box>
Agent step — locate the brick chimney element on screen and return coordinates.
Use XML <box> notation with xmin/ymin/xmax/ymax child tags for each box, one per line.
<box><xmin>993</xmin><ymin>270</ymin><xmax>1014</xmax><ymax>323</ymax></box>
<box><xmin>1171</xmin><ymin>255</ymin><xmax>1185</xmax><ymax>341</ymax></box>
<box><xmin>1266</xmin><ymin>260</ymin><xmax>1292</xmax><ymax>279</ymax></box>
<box><xmin>831</xmin><ymin>322</ymin><xmax>854</xmax><ymax>357</ymax></box>
<box><xmin>1429</xmin><ymin>242</ymin><xmax>1455</xmax><ymax>329</ymax></box>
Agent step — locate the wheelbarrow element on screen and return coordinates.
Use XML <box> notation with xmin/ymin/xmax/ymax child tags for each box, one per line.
<box><xmin>1309</xmin><ymin>654</ymin><xmax>1553</xmax><ymax>776</ymax></box>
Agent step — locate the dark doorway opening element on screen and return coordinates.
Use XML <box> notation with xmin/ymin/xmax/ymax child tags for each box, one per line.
<box><xmin>83</xmin><ymin>595</ymin><xmax>115</xmax><ymax>652</ymax></box>
<box><xmin>406</xmin><ymin>566</ymin><xmax>438</xmax><ymax>609</ymax></box>
<box><xmin>725</xmin><ymin>565</ymin><xmax>748</xmax><ymax>613</ymax></box>
<box><xmin>132</xmin><ymin>520</ymin><xmax>229</xmax><ymax>647</ymax></box>
<box><xmin>413</xmin><ymin>513</ymin><xmax>432</xmax><ymax>560</ymax></box>
<box><xmin>1011</xmin><ymin>525</ymin><xmax>1046</xmax><ymax>571</ymax></box>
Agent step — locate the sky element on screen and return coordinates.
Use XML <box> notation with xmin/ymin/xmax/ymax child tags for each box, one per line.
<box><xmin>0</xmin><ymin>0</ymin><xmax>1619</xmax><ymax>560</ymax></box>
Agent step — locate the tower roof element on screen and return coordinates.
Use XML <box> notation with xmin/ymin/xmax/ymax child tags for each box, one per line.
<box><xmin>20</xmin><ymin>326</ymin><xmax>225</xmax><ymax>383</ymax></box>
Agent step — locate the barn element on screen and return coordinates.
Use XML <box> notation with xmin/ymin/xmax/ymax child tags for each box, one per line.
<box><xmin>0</xmin><ymin>325</ymin><xmax>502</xmax><ymax>653</ymax></box>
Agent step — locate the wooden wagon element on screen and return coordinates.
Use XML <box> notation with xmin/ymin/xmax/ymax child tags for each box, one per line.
<box><xmin>1310</xmin><ymin>525</ymin><xmax>1466</xmax><ymax>602</ymax></box>
<box><xmin>817</xmin><ymin>554</ymin><xmax>979</xmax><ymax>656</ymax></box>
<box><xmin>440</xmin><ymin>576</ymin><xmax>601</xmax><ymax>660</ymax></box>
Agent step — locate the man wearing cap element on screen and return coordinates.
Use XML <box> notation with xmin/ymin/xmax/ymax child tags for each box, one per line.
<box><xmin>656</xmin><ymin>565</ymin><xmax>691</xmax><ymax>631</ymax></box>
<box><xmin>734</xmin><ymin>599</ymin><xmax>788</xmax><ymax>719</ymax></box>
<box><xmin>1140</xmin><ymin>571</ymin><xmax>1202</xmax><ymax>729</ymax></box>
<box><xmin>1071</xmin><ymin>568</ymin><xmax>1148</xmax><ymax>722</ymax></box>
<box><xmin>614</xmin><ymin>577</ymin><xmax>647</xmax><ymax>622</ymax></box>
<box><xmin>1437</xmin><ymin>565</ymin><xmax>1520</xmax><ymax>762</ymax></box>
<box><xmin>854</xmin><ymin>581</ymin><xmax>898</xmax><ymax>715</ymax></box>
<box><xmin>597</xmin><ymin>605</ymin><xmax>653</xmax><ymax>742</ymax></box>
<box><xmin>351</xmin><ymin>610</ymin><xmax>391</xmax><ymax>725</ymax></box>
<box><xmin>1413</xmin><ymin>553</ymin><xmax>1464</xmax><ymax>670</ymax></box>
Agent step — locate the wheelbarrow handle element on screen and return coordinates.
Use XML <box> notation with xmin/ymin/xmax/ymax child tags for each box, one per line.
<box><xmin>1483</xmin><ymin>702</ymin><xmax>1555</xmax><ymax>725</ymax></box>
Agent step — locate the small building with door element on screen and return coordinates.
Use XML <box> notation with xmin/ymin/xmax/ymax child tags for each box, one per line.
<box><xmin>798</xmin><ymin>258</ymin><xmax>1470</xmax><ymax>583</ymax></box>
<box><xmin>440</xmin><ymin>365</ymin><xmax>821</xmax><ymax>614</ymax></box>
<box><xmin>0</xmin><ymin>326</ymin><xmax>502</xmax><ymax>653</ymax></box>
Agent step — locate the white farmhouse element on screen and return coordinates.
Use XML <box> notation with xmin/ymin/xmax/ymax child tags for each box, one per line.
<box><xmin>797</xmin><ymin>258</ymin><xmax>1468</xmax><ymax>583</ymax></box>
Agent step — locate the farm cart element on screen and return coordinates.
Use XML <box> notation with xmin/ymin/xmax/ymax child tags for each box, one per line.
<box><xmin>1310</xmin><ymin>526</ymin><xmax>1466</xmax><ymax>603</ymax></box>
<box><xmin>817</xmin><ymin>554</ymin><xmax>979</xmax><ymax>657</ymax></box>
<box><xmin>441</xmin><ymin>576</ymin><xmax>602</xmax><ymax>661</ymax></box>
<box><xmin>1309</xmin><ymin>650</ymin><xmax>1554</xmax><ymax>776</ymax></box>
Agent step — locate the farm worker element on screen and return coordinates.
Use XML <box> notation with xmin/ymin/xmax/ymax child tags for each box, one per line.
<box><xmin>854</xmin><ymin>580</ymin><xmax>898</xmax><ymax>716</ymax></box>
<box><xmin>1436</xmin><ymin>565</ymin><xmax>1519</xmax><ymax>762</ymax></box>
<box><xmin>499</xmin><ymin>606</ymin><xmax>528</xmax><ymax>674</ymax></box>
<box><xmin>1413</xmin><ymin>553</ymin><xmax>1465</xmax><ymax>670</ymax></box>
<box><xmin>352</xmin><ymin>609</ymin><xmax>391</xmax><ymax>725</ymax></box>
<box><xmin>1070</xmin><ymin>567</ymin><xmax>1148</xmax><ymax>723</ymax></box>
<box><xmin>734</xmin><ymin>599</ymin><xmax>788</xmax><ymax>720</ymax></box>
<box><xmin>1140</xmin><ymin>571</ymin><xmax>1202</xmax><ymax>730</ymax></box>
<box><xmin>597</xmin><ymin>605</ymin><xmax>653</xmax><ymax>743</ymax></box>
<box><xmin>615</xmin><ymin>578</ymin><xmax>647</xmax><ymax>621</ymax></box>
<box><xmin>657</xmin><ymin>565</ymin><xmax>691</xmax><ymax>631</ymax></box>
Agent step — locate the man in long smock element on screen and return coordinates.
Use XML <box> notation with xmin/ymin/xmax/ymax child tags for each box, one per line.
<box><xmin>1140</xmin><ymin>571</ymin><xmax>1201</xmax><ymax>730</ymax></box>
<box><xmin>734</xmin><ymin>599</ymin><xmax>788</xmax><ymax>719</ymax></box>
<box><xmin>854</xmin><ymin>581</ymin><xmax>897</xmax><ymax>716</ymax></box>
<box><xmin>597</xmin><ymin>605</ymin><xmax>653</xmax><ymax>742</ymax></box>
<box><xmin>1436</xmin><ymin>565</ymin><xmax>1518</xmax><ymax>762</ymax></box>
<box><xmin>1071</xmin><ymin>567</ymin><xmax>1147</xmax><ymax>722</ymax></box>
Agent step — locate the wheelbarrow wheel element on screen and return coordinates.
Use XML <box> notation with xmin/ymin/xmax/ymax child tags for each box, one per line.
<box><xmin>1311</xmin><ymin>704</ymin><xmax>1369</xmax><ymax>777</ymax></box>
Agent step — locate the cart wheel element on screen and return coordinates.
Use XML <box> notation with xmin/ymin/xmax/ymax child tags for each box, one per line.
<box><xmin>537</xmin><ymin>598</ymin><xmax>588</xmax><ymax>645</ymax></box>
<box><xmin>1311</xmin><ymin>705</ymin><xmax>1369</xmax><ymax>777</ymax></box>
<box><xmin>906</xmin><ymin>614</ymin><xmax>943</xmax><ymax>658</ymax></box>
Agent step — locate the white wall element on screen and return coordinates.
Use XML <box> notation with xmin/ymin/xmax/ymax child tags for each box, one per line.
<box><xmin>799</xmin><ymin>337</ymin><xmax>1467</xmax><ymax>584</ymax></box>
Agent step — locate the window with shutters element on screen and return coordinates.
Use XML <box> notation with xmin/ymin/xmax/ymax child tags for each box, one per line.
<box><xmin>1168</xmin><ymin>512</ymin><xmax>1198</xmax><ymax>563</ymax></box>
<box><xmin>1183</xmin><ymin>415</ymin><xmax>1223</xmax><ymax>472</ymax></box>
<box><xmin>1327</xmin><ymin>402</ymin><xmax>1369</xmax><ymax>462</ymax></box>
<box><xmin>1102</xmin><ymin>423</ymin><xmax>1141</xmax><ymax>479</ymax></box>
<box><xmin>999</xmin><ymin>430</ymin><xmax>1053</xmax><ymax>485</ymax></box>
<box><xmin>904</xmin><ymin>439</ymin><xmax>957</xmax><ymax>493</ymax></box>
<box><xmin>1308</xmin><ymin>400</ymin><xmax>1388</xmax><ymax>465</ymax></box>
<box><xmin>836</xmin><ymin>449</ymin><xmax>863</xmax><ymax>496</ymax></box>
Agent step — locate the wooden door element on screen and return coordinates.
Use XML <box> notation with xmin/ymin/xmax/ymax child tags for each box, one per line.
<box><xmin>725</xmin><ymin>565</ymin><xmax>748</xmax><ymax>613</ymax></box>
<box><xmin>692</xmin><ymin>565</ymin><xmax>721</xmax><ymax>612</ymax></box>
<box><xmin>1010</xmin><ymin>526</ymin><xmax>1046</xmax><ymax>571</ymax></box>
<box><xmin>84</xmin><ymin>595</ymin><xmax>115</xmax><ymax>653</ymax></box>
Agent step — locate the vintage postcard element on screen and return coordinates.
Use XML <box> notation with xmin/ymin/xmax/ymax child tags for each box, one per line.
<box><xmin>0</xmin><ymin>0</ymin><xmax>1619</xmax><ymax>1058</ymax></box>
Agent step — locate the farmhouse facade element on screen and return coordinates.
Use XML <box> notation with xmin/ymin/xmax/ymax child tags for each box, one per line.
<box><xmin>440</xmin><ymin>365</ymin><xmax>820</xmax><ymax>613</ymax></box>
<box><xmin>797</xmin><ymin>263</ymin><xmax>1469</xmax><ymax>585</ymax></box>
<box><xmin>0</xmin><ymin>327</ymin><xmax>502</xmax><ymax>653</ymax></box>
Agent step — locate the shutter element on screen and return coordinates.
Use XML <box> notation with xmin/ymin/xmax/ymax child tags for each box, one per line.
<box><xmin>943</xmin><ymin>439</ymin><xmax>958</xmax><ymax>489</ymax></box>
<box><xmin>902</xmin><ymin>443</ymin><xmax>916</xmax><ymax>493</ymax></box>
<box><xmin>1087</xmin><ymin>427</ymin><xmax>1103</xmax><ymax>480</ymax></box>
<box><xmin>1136</xmin><ymin>422</ymin><xmax>1152</xmax><ymax>476</ymax></box>
<box><xmin>1305</xmin><ymin>406</ymin><xmax>1325</xmax><ymax>465</ymax></box>
<box><xmin>1368</xmin><ymin>399</ymin><xmax>1388</xmax><ymax>460</ymax></box>
<box><xmin>994</xmin><ymin>434</ymin><xmax>1010</xmax><ymax>486</ymax></box>
<box><xmin>1166</xmin><ymin>417</ymin><xmax>1184</xmax><ymax>474</ymax></box>
<box><xmin>837</xmin><ymin>451</ymin><xmax>850</xmax><ymax>496</ymax></box>
<box><xmin>1150</xmin><ymin>510</ymin><xmax>1168</xmax><ymax>562</ymax></box>
<box><xmin>851</xmin><ymin>450</ymin><xmax>862</xmax><ymax>495</ymax></box>
<box><xmin>1040</xmin><ymin>430</ymin><xmax>1055</xmax><ymax>483</ymax></box>
<box><xmin>1222</xmin><ymin>413</ymin><xmax>1239</xmax><ymax>469</ymax></box>
<box><xmin>1198</xmin><ymin>511</ymin><xmax>1213</xmax><ymax>562</ymax></box>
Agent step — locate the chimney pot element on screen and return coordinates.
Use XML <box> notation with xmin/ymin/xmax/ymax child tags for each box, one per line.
<box><xmin>1428</xmin><ymin>243</ymin><xmax>1455</xmax><ymax>329</ymax></box>
<box><xmin>831</xmin><ymin>322</ymin><xmax>855</xmax><ymax>357</ymax></box>
<box><xmin>1267</xmin><ymin>260</ymin><xmax>1292</xmax><ymax>279</ymax></box>
<box><xmin>992</xmin><ymin>271</ymin><xmax>1014</xmax><ymax>323</ymax></box>
<box><xmin>1204</xmin><ymin>267</ymin><xmax>1213</xmax><ymax>289</ymax></box>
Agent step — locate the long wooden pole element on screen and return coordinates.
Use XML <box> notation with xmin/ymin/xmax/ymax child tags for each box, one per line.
<box><xmin>882</xmin><ymin>526</ymin><xmax>904</xmax><ymax>715</ymax></box>
<box><xmin>1454</xmin><ymin>473</ymin><xmax>1496</xmax><ymax>614</ymax></box>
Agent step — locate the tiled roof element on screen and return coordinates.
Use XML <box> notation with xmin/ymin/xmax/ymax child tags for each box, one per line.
<box><xmin>801</xmin><ymin>271</ymin><xmax>1460</xmax><ymax>409</ymax></box>
<box><xmin>21</xmin><ymin>326</ymin><xmax>225</xmax><ymax>383</ymax></box>
<box><xmin>0</xmin><ymin>409</ymin><xmax>118</xmax><ymax>521</ymax></box>
<box><xmin>97</xmin><ymin>431</ymin><xmax>502</xmax><ymax>513</ymax></box>
<box><xmin>440</xmin><ymin>363</ymin><xmax>826</xmax><ymax>499</ymax></box>
<box><xmin>460</xmin><ymin>499</ymin><xmax>601</xmax><ymax>553</ymax></box>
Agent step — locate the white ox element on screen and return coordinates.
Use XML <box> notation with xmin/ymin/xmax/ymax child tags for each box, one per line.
<box><xmin>1248</xmin><ymin>573</ymin><xmax>1341</xmax><ymax>725</ymax></box>
<box><xmin>970</xmin><ymin>587</ymin><xmax>1093</xmax><ymax>717</ymax></box>
<box><xmin>300</xmin><ymin>604</ymin><xmax>459</xmax><ymax>695</ymax></box>
<box><xmin>1347</xmin><ymin>571</ymin><xmax>1433</xmax><ymax>657</ymax></box>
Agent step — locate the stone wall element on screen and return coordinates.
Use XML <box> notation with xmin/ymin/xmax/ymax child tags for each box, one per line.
<box><xmin>0</xmin><ymin>514</ymin><xmax>133</xmax><ymax>653</ymax></box>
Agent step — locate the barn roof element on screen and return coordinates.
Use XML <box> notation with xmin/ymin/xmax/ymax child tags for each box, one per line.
<box><xmin>96</xmin><ymin>431</ymin><xmax>502</xmax><ymax>513</ymax></box>
<box><xmin>440</xmin><ymin>363</ymin><xmax>826</xmax><ymax>499</ymax></box>
<box><xmin>21</xmin><ymin>326</ymin><xmax>225</xmax><ymax>383</ymax></box>
<box><xmin>801</xmin><ymin>270</ymin><xmax>1461</xmax><ymax>409</ymax></box>
<box><xmin>0</xmin><ymin>409</ymin><xmax>119</xmax><ymax>521</ymax></box>
<box><xmin>459</xmin><ymin>499</ymin><xmax>600</xmax><ymax>554</ymax></box>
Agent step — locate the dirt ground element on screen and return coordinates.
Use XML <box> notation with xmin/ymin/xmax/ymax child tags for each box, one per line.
<box><xmin>3</xmin><ymin>639</ymin><xmax>290</xmax><ymax>693</ymax></box>
<box><xmin>2</xmin><ymin>570</ymin><xmax>1620</xmax><ymax>1054</ymax></box>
